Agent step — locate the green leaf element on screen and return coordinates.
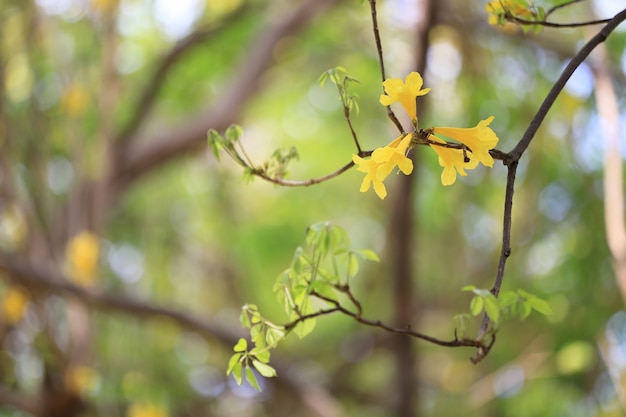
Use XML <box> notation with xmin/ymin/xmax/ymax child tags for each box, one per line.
<box><xmin>470</xmin><ymin>296</ymin><xmax>484</xmax><ymax>316</ymax></box>
<box><xmin>318</xmin><ymin>71</ymin><xmax>328</xmax><ymax>87</ymax></box>
<box><xmin>519</xmin><ymin>300</ymin><xmax>533</xmax><ymax>320</ymax></box>
<box><xmin>293</xmin><ymin>297</ymin><xmax>316</xmax><ymax>338</ymax></box>
<box><xmin>227</xmin><ymin>353</ymin><xmax>242</xmax><ymax>375</ymax></box>
<box><xmin>357</xmin><ymin>249</ymin><xmax>379</xmax><ymax>262</ymax></box>
<box><xmin>347</xmin><ymin>253</ymin><xmax>359</xmax><ymax>278</ymax></box>
<box><xmin>453</xmin><ymin>313</ymin><xmax>470</xmax><ymax>338</ymax></box>
<box><xmin>250</xmin><ymin>325</ymin><xmax>264</xmax><ymax>347</ymax></box>
<box><xmin>252</xmin><ymin>359</ymin><xmax>277</xmax><ymax>378</ymax></box>
<box><xmin>231</xmin><ymin>361</ymin><xmax>243</xmax><ymax>385</ymax></box>
<box><xmin>240</xmin><ymin>308</ymin><xmax>251</xmax><ymax>328</ymax></box>
<box><xmin>225</xmin><ymin>124</ymin><xmax>243</xmax><ymax>143</ymax></box>
<box><xmin>245</xmin><ymin>367</ymin><xmax>260</xmax><ymax>391</ymax></box>
<box><xmin>310</xmin><ymin>280</ymin><xmax>338</xmax><ymax>301</ymax></box>
<box><xmin>484</xmin><ymin>295</ymin><xmax>500</xmax><ymax>325</ymax></box>
<box><xmin>518</xmin><ymin>289</ymin><xmax>553</xmax><ymax>316</ymax></box>
<box><xmin>254</xmin><ymin>349</ymin><xmax>271</xmax><ymax>363</ymax></box>
<box><xmin>207</xmin><ymin>129</ymin><xmax>223</xmax><ymax>161</ymax></box>
<box><xmin>462</xmin><ymin>285</ymin><xmax>477</xmax><ymax>292</ymax></box>
<box><xmin>499</xmin><ymin>291</ymin><xmax>518</xmax><ymax>308</ymax></box>
<box><xmin>329</xmin><ymin>225</ymin><xmax>349</xmax><ymax>253</ymax></box>
<box><xmin>242</xmin><ymin>167</ymin><xmax>256</xmax><ymax>183</ymax></box>
<box><xmin>266</xmin><ymin>326</ymin><xmax>285</xmax><ymax>347</ymax></box>
<box><xmin>233</xmin><ymin>338</ymin><xmax>248</xmax><ymax>352</ymax></box>
<box><xmin>528</xmin><ymin>297</ymin><xmax>552</xmax><ymax>316</ymax></box>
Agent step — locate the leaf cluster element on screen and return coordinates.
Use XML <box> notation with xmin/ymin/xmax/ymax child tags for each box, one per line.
<box><xmin>208</xmin><ymin>125</ymin><xmax>300</xmax><ymax>182</ymax></box>
<box><xmin>455</xmin><ymin>285</ymin><xmax>553</xmax><ymax>338</ymax></box>
<box><xmin>227</xmin><ymin>222</ymin><xmax>378</xmax><ymax>390</ymax></box>
<box><xmin>319</xmin><ymin>66</ymin><xmax>361</xmax><ymax>115</ymax></box>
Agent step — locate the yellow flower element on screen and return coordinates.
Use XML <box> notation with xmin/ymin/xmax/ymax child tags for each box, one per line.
<box><xmin>429</xmin><ymin>137</ymin><xmax>479</xmax><ymax>186</ymax></box>
<box><xmin>426</xmin><ymin>116</ymin><xmax>499</xmax><ymax>186</ymax></box>
<box><xmin>432</xmin><ymin>116</ymin><xmax>499</xmax><ymax>168</ymax></box>
<box><xmin>128</xmin><ymin>403</ymin><xmax>169</xmax><ymax>417</ymax></box>
<box><xmin>352</xmin><ymin>134</ymin><xmax>413</xmax><ymax>200</ymax></box>
<box><xmin>379</xmin><ymin>72</ymin><xmax>430</xmax><ymax>123</ymax></box>
<box><xmin>2</xmin><ymin>286</ymin><xmax>28</xmax><ymax>324</ymax></box>
<box><xmin>66</xmin><ymin>231</ymin><xmax>100</xmax><ymax>287</ymax></box>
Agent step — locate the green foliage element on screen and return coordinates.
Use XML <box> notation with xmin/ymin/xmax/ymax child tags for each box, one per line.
<box><xmin>228</xmin><ymin>222</ymin><xmax>378</xmax><ymax>389</ymax></box>
<box><xmin>226</xmin><ymin>337</ymin><xmax>276</xmax><ymax>390</ymax></box>
<box><xmin>462</xmin><ymin>285</ymin><xmax>552</xmax><ymax>331</ymax></box>
<box><xmin>264</xmin><ymin>146</ymin><xmax>299</xmax><ymax>180</ymax></box>
<box><xmin>319</xmin><ymin>66</ymin><xmax>361</xmax><ymax>115</ymax></box>
<box><xmin>209</xmin><ymin>125</ymin><xmax>300</xmax><ymax>181</ymax></box>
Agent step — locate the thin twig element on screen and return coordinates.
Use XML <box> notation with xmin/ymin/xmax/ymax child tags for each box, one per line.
<box><xmin>115</xmin><ymin>6</ymin><xmax>251</xmax><ymax>146</ymax></box>
<box><xmin>303</xmin><ymin>291</ymin><xmax>489</xmax><ymax>349</ymax></box>
<box><xmin>344</xmin><ymin>108</ymin><xmax>362</xmax><ymax>154</ymax></box>
<box><xmin>251</xmin><ymin>159</ymin><xmax>360</xmax><ymax>187</ymax></box>
<box><xmin>511</xmin><ymin>15</ymin><xmax>612</xmax><ymax>28</ymax></box>
<box><xmin>368</xmin><ymin>0</ymin><xmax>404</xmax><ymax>133</ymax></box>
<box><xmin>509</xmin><ymin>8</ymin><xmax>626</xmax><ymax>160</ymax></box>
<box><xmin>475</xmin><ymin>9</ymin><xmax>626</xmax><ymax>346</ymax></box>
<box><xmin>545</xmin><ymin>0</ymin><xmax>584</xmax><ymax>18</ymax></box>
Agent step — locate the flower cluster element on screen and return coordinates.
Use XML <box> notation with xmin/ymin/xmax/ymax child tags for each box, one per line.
<box><xmin>353</xmin><ymin>72</ymin><xmax>499</xmax><ymax>198</ymax></box>
<box><xmin>352</xmin><ymin>134</ymin><xmax>413</xmax><ymax>200</ymax></box>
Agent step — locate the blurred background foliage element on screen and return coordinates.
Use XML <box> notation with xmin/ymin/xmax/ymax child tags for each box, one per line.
<box><xmin>0</xmin><ymin>0</ymin><xmax>626</xmax><ymax>416</ymax></box>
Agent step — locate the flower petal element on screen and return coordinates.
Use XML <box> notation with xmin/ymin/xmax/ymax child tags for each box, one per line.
<box><xmin>433</xmin><ymin>116</ymin><xmax>499</xmax><ymax>167</ymax></box>
<box><xmin>373</xmin><ymin>180</ymin><xmax>387</xmax><ymax>200</ymax></box>
<box><xmin>379</xmin><ymin>94</ymin><xmax>396</xmax><ymax>106</ymax></box>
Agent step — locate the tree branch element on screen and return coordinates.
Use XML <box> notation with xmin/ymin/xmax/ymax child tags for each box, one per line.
<box><xmin>114</xmin><ymin>5</ymin><xmax>253</xmax><ymax>147</ymax></box>
<box><xmin>113</xmin><ymin>0</ymin><xmax>343</xmax><ymax>188</ymax></box>
<box><xmin>509</xmin><ymin>8</ymin><xmax>626</xmax><ymax>161</ymax></box>
<box><xmin>368</xmin><ymin>0</ymin><xmax>404</xmax><ymax>133</ymax></box>
<box><xmin>0</xmin><ymin>252</ymin><xmax>348</xmax><ymax>417</ymax></box>
<box><xmin>0</xmin><ymin>252</ymin><xmax>239</xmax><ymax>345</ymax></box>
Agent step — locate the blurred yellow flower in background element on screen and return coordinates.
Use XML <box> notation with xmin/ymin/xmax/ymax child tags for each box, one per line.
<box><xmin>66</xmin><ymin>365</ymin><xmax>99</xmax><ymax>395</ymax></box>
<box><xmin>66</xmin><ymin>231</ymin><xmax>100</xmax><ymax>286</ymax></box>
<box><xmin>61</xmin><ymin>83</ymin><xmax>90</xmax><ymax>117</ymax></box>
<box><xmin>128</xmin><ymin>403</ymin><xmax>169</xmax><ymax>417</ymax></box>
<box><xmin>1</xmin><ymin>286</ymin><xmax>28</xmax><ymax>324</ymax></box>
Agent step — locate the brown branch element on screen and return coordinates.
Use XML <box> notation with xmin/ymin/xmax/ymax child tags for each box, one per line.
<box><xmin>114</xmin><ymin>5</ymin><xmax>252</xmax><ymax>146</ymax></box>
<box><xmin>510</xmin><ymin>15</ymin><xmax>612</xmax><ymax>28</ymax></box>
<box><xmin>0</xmin><ymin>252</ymin><xmax>239</xmax><ymax>345</ymax></box>
<box><xmin>113</xmin><ymin>0</ymin><xmax>343</xmax><ymax>189</ymax></box>
<box><xmin>0</xmin><ymin>385</ymin><xmax>38</xmax><ymax>414</ymax></box>
<box><xmin>473</xmin><ymin>8</ymin><xmax>626</xmax><ymax>350</ymax></box>
<box><xmin>304</xmin><ymin>291</ymin><xmax>490</xmax><ymax>349</ymax></box>
<box><xmin>545</xmin><ymin>0</ymin><xmax>585</xmax><ymax>18</ymax></box>
<box><xmin>509</xmin><ymin>8</ymin><xmax>626</xmax><ymax>161</ymax></box>
<box><xmin>251</xmin><ymin>160</ymin><xmax>358</xmax><ymax>187</ymax></box>
<box><xmin>0</xmin><ymin>252</ymin><xmax>349</xmax><ymax>417</ymax></box>
<box><xmin>368</xmin><ymin>0</ymin><xmax>404</xmax><ymax>133</ymax></box>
